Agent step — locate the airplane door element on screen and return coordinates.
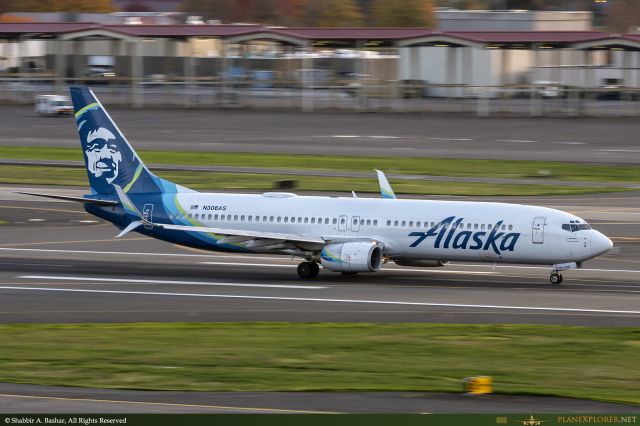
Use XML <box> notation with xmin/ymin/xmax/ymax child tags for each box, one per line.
<box><xmin>351</xmin><ymin>216</ymin><xmax>360</xmax><ymax>232</ymax></box>
<box><xmin>532</xmin><ymin>216</ymin><xmax>546</xmax><ymax>244</ymax></box>
<box><xmin>142</xmin><ymin>203</ymin><xmax>154</xmax><ymax>230</ymax></box>
<box><xmin>338</xmin><ymin>215</ymin><xmax>347</xmax><ymax>232</ymax></box>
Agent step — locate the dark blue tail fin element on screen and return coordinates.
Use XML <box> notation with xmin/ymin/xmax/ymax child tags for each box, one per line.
<box><xmin>71</xmin><ymin>87</ymin><xmax>186</xmax><ymax>195</ymax></box>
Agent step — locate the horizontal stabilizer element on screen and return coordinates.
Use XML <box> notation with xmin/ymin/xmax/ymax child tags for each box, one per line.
<box><xmin>116</xmin><ymin>220</ymin><xmax>144</xmax><ymax>238</ymax></box>
<box><xmin>17</xmin><ymin>191</ymin><xmax>118</xmax><ymax>206</ymax></box>
<box><xmin>113</xmin><ymin>185</ymin><xmax>143</xmax><ymax>219</ymax></box>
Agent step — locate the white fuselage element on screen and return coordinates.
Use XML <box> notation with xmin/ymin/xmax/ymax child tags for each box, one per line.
<box><xmin>158</xmin><ymin>192</ymin><xmax>612</xmax><ymax>266</ymax></box>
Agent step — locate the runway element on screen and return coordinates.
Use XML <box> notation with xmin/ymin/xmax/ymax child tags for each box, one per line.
<box><xmin>3</xmin><ymin>105</ymin><xmax>640</xmax><ymax>163</ymax></box>
<box><xmin>1</xmin><ymin>192</ymin><xmax>639</xmax><ymax>326</ymax></box>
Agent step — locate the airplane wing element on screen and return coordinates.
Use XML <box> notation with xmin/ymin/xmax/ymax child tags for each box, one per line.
<box><xmin>375</xmin><ymin>169</ymin><xmax>397</xmax><ymax>199</ymax></box>
<box><xmin>153</xmin><ymin>222</ymin><xmax>325</xmax><ymax>244</ymax></box>
<box><xmin>17</xmin><ymin>191</ymin><xmax>119</xmax><ymax>206</ymax></box>
<box><xmin>112</xmin><ymin>185</ymin><xmax>325</xmax><ymax>245</ymax></box>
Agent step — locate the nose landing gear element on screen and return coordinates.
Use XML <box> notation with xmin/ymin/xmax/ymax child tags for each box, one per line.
<box><xmin>549</xmin><ymin>262</ymin><xmax>576</xmax><ymax>285</ymax></box>
<box><xmin>297</xmin><ymin>261</ymin><xmax>320</xmax><ymax>279</ymax></box>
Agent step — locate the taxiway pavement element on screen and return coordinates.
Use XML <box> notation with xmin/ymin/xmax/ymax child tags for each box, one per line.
<box><xmin>3</xmin><ymin>106</ymin><xmax>640</xmax><ymax>163</ymax></box>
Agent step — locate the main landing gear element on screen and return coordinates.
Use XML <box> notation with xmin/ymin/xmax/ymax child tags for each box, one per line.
<box><xmin>297</xmin><ymin>261</ymin><xmax>320</xmax><ymax>279</ymax></box>
<box><xmin>549</xmin><ymin>272</ymin><xmax>563</xmax><ymax>285</ymax></box>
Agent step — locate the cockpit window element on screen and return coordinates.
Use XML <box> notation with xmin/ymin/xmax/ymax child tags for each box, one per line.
<box><xmin>562</xmin><ymin>222</ymin><xmax>591</xmax><ymax>232</ymax></box>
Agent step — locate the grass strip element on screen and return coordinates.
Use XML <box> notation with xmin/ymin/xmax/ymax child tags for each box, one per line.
<box><xmin>1</xmin><ymin>146</ymin><xmax>639</xmax><ymax>184</ymax></box>
<box><xmin>0</xmin><ymin>165</ymin><xmax>629</xmax><ymax>196</ymax></box>
<box><xmin>0</xmin><ymin>323</ymin><xmax>637</xmax><ymax>404</ymax></box>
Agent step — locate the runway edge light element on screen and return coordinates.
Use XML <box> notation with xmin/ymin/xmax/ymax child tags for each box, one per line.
<box><xmin>463</xmin><ymin>376</ymin><xmax>493</xmax><ymax>395</ymax></box>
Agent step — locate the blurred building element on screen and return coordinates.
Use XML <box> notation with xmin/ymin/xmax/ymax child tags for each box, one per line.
<box><xmin>1</xmin><ymin>17</ymin><xmax>640</xmax><ymax>101</ymax></box>
<box><xmin>436</xmin><ymin>10</ymin><xmax>593</xmax><ymax>31</ymax></box>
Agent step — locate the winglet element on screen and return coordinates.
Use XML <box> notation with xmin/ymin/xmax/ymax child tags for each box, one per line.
<box><xmin>113</xmin><ymin>184</ymin><xmax>143</xmax><ymax>219</ymax></box>
<box><xmin>375</xmin><ymin>169</ymin><xmax>396</xmax><ymax>199</ymax></box>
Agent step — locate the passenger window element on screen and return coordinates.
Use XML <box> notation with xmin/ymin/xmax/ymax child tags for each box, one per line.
<box><xmin>255</xmin><ymin>216</ymin><xmax>259</xmax><ymax>222</ymax></box>
<box><xmin>208</xmin><ymin>214</ymin><xmax>212</xmax><ymax>220</ymax></box>
<box><xmin>248</xmin><ymin>215</ymin><xmax>252</xmax><ymax>221</ymax></box>
<box><xmin>263</xmin><ymin>216</ymin><xmax>268</xmax><ymax>222</ymax></box>
<box><xmin>501</xmin><ymin>225</ymin><xmax>505</xmax><ymax>231</ymax></box>
<box><xmin>481</xmin><ymin>224</ymin><xmax>485</xmax><ymax>230</ymax></box>
<box><xmin>340</xmin><ymin>218</ymin><xmax>345</xmax><ymax>224</ymax></box>
<box><xmin>508</xmin><ymin>225</ymin><xmax>513</xmax><ymax>231</ymax></box>
<box><xmin>431</xmin><ymin>222</ymin><xmax>435</xmax><ymax>227</ymax></box>
<box><xmin>241</xmin><ymin>215</ymin><xmax>245</xmax><ymax>221</ymax></box>
<box><xmin>394</xmin><ymin>220</ymin><xmax>399</xmax><ymax>227</ymax></box>
<box><xmin>277</xmin><ymin>217</ymin><xmax>281</xmax><ymax>223</ymax></box>
<box><xmin>474</xmin><ymin>223</ymin><xmax>478</xmax><ymax>229</ymax></box>
<box><xmin>401</xmin><ymin>221</ymin><xmax>406</xmax><ymax>227</ymax></box>
<box><xmin>467</xmin><ymin>223</ymin><xmax>471</xmax><ymax>229</ymax></box>
<box><xmin>416</xmin><ymin>221</ymin><xmax>421</xmax><ymax>227</ymax></box>
<box><xmin>360</xmin><ymin>219</ymin><xmax>364</xmax><ymax>225</ymax></box>
<box><xmin>311</xmin><ymin>218</ymin><xmax>315</xmax><ymax>224</ymax></box>
<box><xmin>270</xmin><ymin>216</ymin><xmax>274</xmax><ymax>222</ymax></box>
<box><xmin>366</xmin><ymin>219</ymin><xmax>371</xmax><ymax>226</ymax></box>
<box><xmin>284</xmin><ymin>217</ymin><xmax>289</xmax><ymax>223</ymax></box>
<box><xmin>353</xmin><ymin>218</ymin><xmax>357</xmax><ymax>225</ymax></box>
<box><xmin>214</xmin><ymin>214</ymin><xmax>219</xmax><ymax>220</ymax></box>
<box><xmin>409</xmin><ymin>221</ymin><xmax>413</xmax><ymax>227</ymax></box>
<box><xmin>188</xmin><ymin>213</ymin><xmax>192</xmax><ymax>218</ymax></box>
<box><xmin>488</xmin><ymin>224</ymin><xmax>492</xmax><ymax>230</ymax></box>
<box><xmin>234</xmin><ymin>215</ymin><xmax>238</xmax><ymax>221</ymax></box>
<box><xmin>387</xmin><ymin>220</ymin><xmax>391</xmax><ymax>226</ymax></box>
<box><xmin>298</xmin><ymin>217</ymin><xmax>302</xmax><ymax>223</ymax></box>
<box><xmin>373</xmin><ymin>220</ymin><xmax>378</xmax><ymax>226</ymax></box>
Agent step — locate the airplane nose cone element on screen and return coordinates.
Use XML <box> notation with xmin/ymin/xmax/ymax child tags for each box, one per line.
<box><xmin>592</xmin><ymin>231</ymin><xmax>613</xmax><ymax>257</ymax></box>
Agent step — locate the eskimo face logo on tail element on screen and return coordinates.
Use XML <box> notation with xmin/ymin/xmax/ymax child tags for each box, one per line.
<box><xmin>85</xmin><ymin>127</ymin><xmax>122</xmax><ymax>184</ymax></box>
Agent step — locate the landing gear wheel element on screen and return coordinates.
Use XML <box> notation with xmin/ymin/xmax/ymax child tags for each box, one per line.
<box><xmin>550</xmin><ymin>272</ymin><xmax>563</xmax><ymax>285</ymax></box>
<box><xmin>309</xmin><ymin>262</ymin><xmax>320</xmax><ymax>279</ymax></box>
<box><xmin>297</xmin><ymin>262</ymin><xmax>319</xmax><ymax>279</ymax></box>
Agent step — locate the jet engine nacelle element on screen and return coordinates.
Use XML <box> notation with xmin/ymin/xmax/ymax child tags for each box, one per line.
<box><xmin>394</xmin><ymin>259</ymin><xmax>449</xmax><ymax>267</ymax></box>
<box><xmin>320</xmin><ymin>242</ymin><xmax>383</xmax><ymax>273</ymax></box>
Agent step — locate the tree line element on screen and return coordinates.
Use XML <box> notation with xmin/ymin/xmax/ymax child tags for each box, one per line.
<box><xmin>1</xmin><ymin>0</ymin><xmax>639</xmax><ymax>33</ymax></box>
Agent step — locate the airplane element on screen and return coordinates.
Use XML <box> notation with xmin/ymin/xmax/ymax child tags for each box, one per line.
<box><xmin>20</xmin><ymin>87</ymin><xmax>613</xmax><ymax>285</ymax></box>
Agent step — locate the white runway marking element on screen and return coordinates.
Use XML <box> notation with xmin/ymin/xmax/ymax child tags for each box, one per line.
<box><xmin>597</xmin><ymin>149</ymin><xmax>640</xmax><ymax>153</ymax></box>
<box><xmin>496</xmin><ymin>139</ymin><xmax>537</xmax><ymax>143</ymax></box>
<box><xmin>18</xmin><ymin>275</ymin><xmax>325</xmax><ymax>290</ymax></box>
<box><xmin>198</xmin><ymin>261</ymin><xmax>494</xmax><ymax>275</ymax></box>
<box><xmin>552</xmin><ymin>142</ymin><xmax>586</xmax><ymax>145</ymax></box>
<box><xmin>331</xmin><ymin>135</ymin><xmax>359</xmax><ymax>138</ymax></box>
<box><xmin>2</xmin><ymin>248</ymin><xmax>639</xmax><ymax>275</ymax></box>
<box><xmin>368</xmin><ymin>135</ymin><xmax>401</xmax><ymax>139</ymax></box>
<box><xmin>200</xmin><ymin>261</ymin><xmax>295</xmax><ymax>268</ymax></box>
<box><xmin>428</xmin><ymin>137</ymin><xmax>473</xmax><ymax>141</ymax></box>
<box><xmin>0</xmin><ymin>286</ymin><xmax>638</xmax><ymax>315</ymax></box>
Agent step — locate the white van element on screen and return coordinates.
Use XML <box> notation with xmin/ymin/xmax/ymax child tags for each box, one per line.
<box><xmin>35</xmin><ymin>95</ymin><xmax>73</xmax><ymax>116</ymax></box>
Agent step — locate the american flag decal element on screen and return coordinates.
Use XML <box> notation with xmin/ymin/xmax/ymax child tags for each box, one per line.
<box><xmin>190</xmin><ymin>205</ymin><xmax>198</xmax><ymax>210</ymax></box>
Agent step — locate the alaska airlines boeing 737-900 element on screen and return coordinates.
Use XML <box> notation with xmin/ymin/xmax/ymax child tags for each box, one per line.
<box><xmin>20</xmin><ymin>87</ymin><xmax>613</xmax><ymax>284</ymax></box>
